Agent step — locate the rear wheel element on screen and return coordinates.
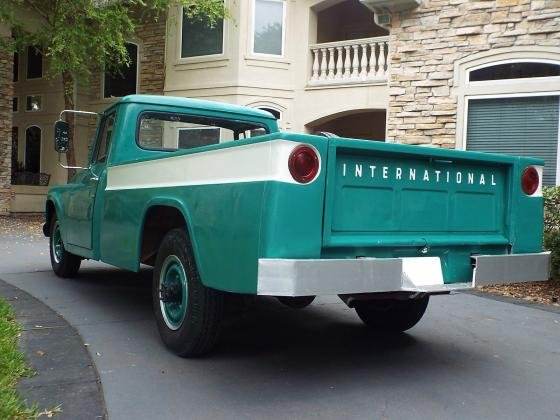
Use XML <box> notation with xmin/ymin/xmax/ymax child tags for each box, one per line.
<box><xmin>354</xmin><ymin>296</ymin><xmax>429</xmax><ymax>332</ymax></box>
<box><xmin>49</xmin><ymin>216</ymin><xmax>81</xmax><ymax>278</ymax></box>
<box><xmin>152</xmin><ymin>228</ymin><xmax>224</xmax><ymax>357</ymax></box>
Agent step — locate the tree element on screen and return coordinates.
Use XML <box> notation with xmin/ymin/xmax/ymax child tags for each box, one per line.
<box><xmin>0</xmin><ymin>0</ymin><xmax>226</xmax><ymax>179</ymax></box>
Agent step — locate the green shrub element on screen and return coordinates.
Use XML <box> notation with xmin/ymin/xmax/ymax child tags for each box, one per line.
<box><xmin>544</xmin><ymin>231</ymin><xmax>560</xmax><ymax>280</ymax></box>
<box><xmin>543</xmin><ymin>186</ymin><xmax>560</xmax><ymax>233</ymax></box>
<box><xmin>543</xmin><ymin>186</ymin><xmax>560</xmax><ymax>280</ymax></box>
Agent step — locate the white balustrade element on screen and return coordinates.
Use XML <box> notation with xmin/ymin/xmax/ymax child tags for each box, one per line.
<box><xmin>309</xmin><ymin>36</ymin><xmax>389</xmax><ymax>86</ymax></box>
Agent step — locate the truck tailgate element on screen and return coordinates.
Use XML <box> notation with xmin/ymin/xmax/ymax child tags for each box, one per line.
<box><xmin>323</xmin><ymin>139</ymin><xmax>511</xmax><ymax>248</ymax></box>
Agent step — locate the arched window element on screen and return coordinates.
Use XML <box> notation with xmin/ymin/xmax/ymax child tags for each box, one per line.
<box><xmin>258</xmin><ymin>107</ymin><xmax>281</xmax><ymax>120</ymax></box>
<box><xmin>104</xmin><ymin>42</ymin><xmax>138</xmax><ymax>98</ymax></box>
<box><xmin>25</xmin><ymin>126</ymin><xmax>41</xmax><ymax>174</ymax></box>
<box><xmin>11</xmin><ymin>127</ymin><xmax>18</xmax><ymax>184</ymax></box>
<box><xmin>469</xmin><ymin>61</ymin><xmax>560</xmax><ymax>82</ymax></box>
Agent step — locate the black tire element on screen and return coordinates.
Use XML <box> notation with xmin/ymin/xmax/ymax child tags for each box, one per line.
<box><xmin>354</xmin><ymin>296</ymin><xmax>429</xmax><ymax>332</ymax></box>
<box><xmin>152</xmin><ymin>228</ymin><xmax>224</xmax><ymax>357</ymax></box>
<box><xmin>277</xmin><ymin>296</ymin><xmax>316</xmax><ymax>309</ymax></box>
<box><xmin>49</xmin><ymin>215</ymin><xmax>81</xmax><ymax>278</ymax></box>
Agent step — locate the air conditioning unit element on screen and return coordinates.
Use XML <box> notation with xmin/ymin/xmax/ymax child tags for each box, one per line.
<box><xmin>360</xmin><ymin>0</ymin><xmax>420</xmax><ymax>28</ymax></box>
<box><xmin>376</xmin><ymin>13</ymin><xmax>392</xmax><ymax>26</ymax></box>
<box><xmin>359</xmin><ymin>0</ymin><xmax>421</xmax><ymax>13</ymax></box>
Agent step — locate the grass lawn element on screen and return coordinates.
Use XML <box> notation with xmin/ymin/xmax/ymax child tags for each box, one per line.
<box><xmin>0</xmin><ymin>298</ymin><xmax>36</xmax><ymax>419</ymax></box>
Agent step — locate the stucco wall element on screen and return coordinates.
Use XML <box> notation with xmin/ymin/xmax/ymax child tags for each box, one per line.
<box><xmin>165</xmin><ymin>0</ymin><xmax>390</xmax><ymax>134</ymax></box>
<box><xmin>386</xmin><ymin>0</ymin><xmax>560</xmax><ymax>147</ymax></box>
<box><xmin>0</xmin><ymin>37</ymin><xmax>13</xmax><ymax>213</ymax></box>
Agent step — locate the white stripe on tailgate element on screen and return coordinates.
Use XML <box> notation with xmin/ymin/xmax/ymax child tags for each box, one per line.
<box><xmin>106</xmin><ymin>140</ymin><xmax>319</xmax><ymax>190</ymax></box>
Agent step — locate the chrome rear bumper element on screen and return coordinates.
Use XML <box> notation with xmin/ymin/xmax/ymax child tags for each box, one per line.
<box><xmin>256</xmin><ymin>252</ymin><xmax>551</xmax><ymax>296</ymax></box>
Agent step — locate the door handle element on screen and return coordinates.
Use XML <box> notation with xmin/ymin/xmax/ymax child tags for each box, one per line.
<box><xmin>89</xmin><ymin>176</ymin><xmax>99</xmax><ymax>183</ymax></box>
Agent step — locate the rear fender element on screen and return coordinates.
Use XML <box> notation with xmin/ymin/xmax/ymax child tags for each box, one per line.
<box><xmin>137</xmin><ymin>197</ymin><xmax>202</xmax><ymax>277</ymax></box>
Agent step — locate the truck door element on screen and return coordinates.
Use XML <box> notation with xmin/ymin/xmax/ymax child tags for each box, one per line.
<box><xmin>65</xmin><ymin>113</ymin><xmax>115</xmax><ymax>250</ymax></box>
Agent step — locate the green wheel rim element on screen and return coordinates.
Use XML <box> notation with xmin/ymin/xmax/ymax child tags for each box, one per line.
<box><xmin>159</xmin><ymin>255</ymin><xmax>188</xmax><ymax>330</ymax></box>
<box><xmin>52</xmin><ymin>222</ymin><xmax>63</xmax><ymax>264</ymax></box>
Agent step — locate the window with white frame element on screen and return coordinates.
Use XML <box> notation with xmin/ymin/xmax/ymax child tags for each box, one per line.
<box><xmin>252</xmin><ymin>0</ymin><xmax>285</xmax><ymax>56</ymax></box>
<box><xmin>104</xmin><ymin>42</ymin><xmax>138</xmax><ymax>98</ymax></box>
<box><xmin>464</xmin><ymin>59</ymin><xmax>560</xmax><ymax>186</ymax></box>
<box><xmin>181</xmin><ymin>7</ymin><xmax>224</xmax><ymax>58</ymax></box>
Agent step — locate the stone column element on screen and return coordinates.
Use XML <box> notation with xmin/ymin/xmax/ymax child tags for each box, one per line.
<box><xmin>0</xmin><ymin>27</ymin><xmax>13</xmax><ymax>214</ymax></box>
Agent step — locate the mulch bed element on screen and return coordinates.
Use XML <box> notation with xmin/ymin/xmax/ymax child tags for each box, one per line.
<box><xmin>478</xmin><ymin>281</ymin><xmax>560</xmax><ymax>307</ymax></box>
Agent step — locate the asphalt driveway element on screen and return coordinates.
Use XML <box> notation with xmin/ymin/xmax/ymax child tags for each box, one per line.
<box><xmin>1</xmin><ymin>235</ymin><xmax>559</xmax><ymax>419</ymax></box>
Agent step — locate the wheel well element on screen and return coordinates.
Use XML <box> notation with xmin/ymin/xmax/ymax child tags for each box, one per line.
<box><xmin>44</xmin><ymin>200</ymin><xmax>56</xmax><ymax>237</ymax></box>
<box><xmin>140</xmin><ymin>206</ymin><xmax>187</xmax><ymax>267</ymax></box>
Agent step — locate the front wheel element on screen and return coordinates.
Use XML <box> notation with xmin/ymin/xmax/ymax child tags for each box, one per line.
<box><xmin>152</xmin><ymin>228</ymin><xmax>224</xmax><ymax>357</ymax></box>
<box><xmin>354</xmin><ymin>296</ymin><xmax>429</xmax><ymax>332</ymax></box>
<box><xmin>49</xmin><ymin>217</ymin><xmax>81</xmax><ymax>278</ymax></box>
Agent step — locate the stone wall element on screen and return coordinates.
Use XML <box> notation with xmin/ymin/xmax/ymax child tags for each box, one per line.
<box><xmin>89</xmin><ymin>15</ymin><xmax>166</xmax><ymax>100</ymax></box>
<box><xmin>0</xmin><ymin>43</ymin><xmax>13</xmax><ymax>213</ymax></box>
<box><xmin>386</xmin><ymin>0</ymin><xmax>560</xmax><ymax>147</ymax></box>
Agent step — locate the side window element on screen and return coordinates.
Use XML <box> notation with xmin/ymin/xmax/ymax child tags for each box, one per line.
<box><xmin>94</xmin><ymin>114</ymin><xmax>115</xmax><ymax>163</ymax></box>
<box><xmin>138</xmin><ymin>112</ymin><xmax>268</xmax><ymax>151</ymax></box>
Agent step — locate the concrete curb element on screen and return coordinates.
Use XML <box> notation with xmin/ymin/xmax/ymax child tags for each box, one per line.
<box><xmin>0</xmin><ymin>279</ymin><xmax>106</xmax><ymax>419</ymax></box>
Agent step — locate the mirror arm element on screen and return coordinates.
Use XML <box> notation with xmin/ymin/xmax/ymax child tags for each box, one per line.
<box><xmin>57</xmin><ymin>153</ymin><xmax>88</xmax><ymax>170</ymax></box>
<box><xmin>59</xmin><ymin>109</ymin><xmax>99</xmax><ymax>120</ymax></box>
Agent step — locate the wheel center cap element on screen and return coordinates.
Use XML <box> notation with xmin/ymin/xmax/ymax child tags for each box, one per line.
<box><xmin>160</xmin><ymin>282</ymin><xmax>182</xmax><ymax>304</ymax></box>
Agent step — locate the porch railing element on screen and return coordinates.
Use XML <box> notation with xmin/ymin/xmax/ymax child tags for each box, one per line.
<box><xmin>308</xmin><ymin>36</ymin><xmax>389</xmax><ymax>86</ymax></box>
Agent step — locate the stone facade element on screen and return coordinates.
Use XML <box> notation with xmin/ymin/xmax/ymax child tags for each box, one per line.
<box><xmin>0</xmin><ymin>43</ymin><xmax>13</xmax><ymax>213</ymax></box>
<box><xmin>386</xmin><ymin>0</ymin><xmax>560</xmax><ymax>147</ymax></box>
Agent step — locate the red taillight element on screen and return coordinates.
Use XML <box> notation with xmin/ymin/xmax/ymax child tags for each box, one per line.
<box><xmin>288</xmin><ymin>145</ymin><xmax>319</xmax><ymax>184</ymax></box>
<box><xmin>521</xmin><ymin>166</ymin><xmax>539</xmax><ymax>195</ymax></box>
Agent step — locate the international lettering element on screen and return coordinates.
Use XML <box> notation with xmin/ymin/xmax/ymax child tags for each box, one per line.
<box><xmin>341</xmin><ymin>162</ymin><xmax>497</xmax><ymax>186</ymax></box>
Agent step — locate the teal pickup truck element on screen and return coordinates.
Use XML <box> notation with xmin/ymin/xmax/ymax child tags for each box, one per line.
<box><xmin>45</xmin><ymin>95</ymin><xmax>550</xmax><ymax>356</ymax></box>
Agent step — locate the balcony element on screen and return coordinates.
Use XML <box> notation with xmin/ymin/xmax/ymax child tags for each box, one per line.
<box><xmin>308</xmin><ymin>36</ymin><xmax>389</xmax><ymax>87</ymax></box>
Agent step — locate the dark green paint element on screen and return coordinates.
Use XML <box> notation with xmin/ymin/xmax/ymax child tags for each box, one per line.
<box><xmin>159</xmin><ymin>255</ymin><xmax>188</xmax><ymax>330</ymax></box>
<box><xmin>52</xmin><ymin>221</ymin><xmax>63</xmax><ymax>262</ymax></box>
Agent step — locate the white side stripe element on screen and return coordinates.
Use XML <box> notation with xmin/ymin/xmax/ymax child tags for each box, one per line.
<box><xmin>106</xmin><ymin>140</ymin><xmax>321</xmax><ymax>190</ymax></box>
<box><xmin>531</xmin><ymin>165</ymin><xmax>543</xmax><ymax>197</ymax></box>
